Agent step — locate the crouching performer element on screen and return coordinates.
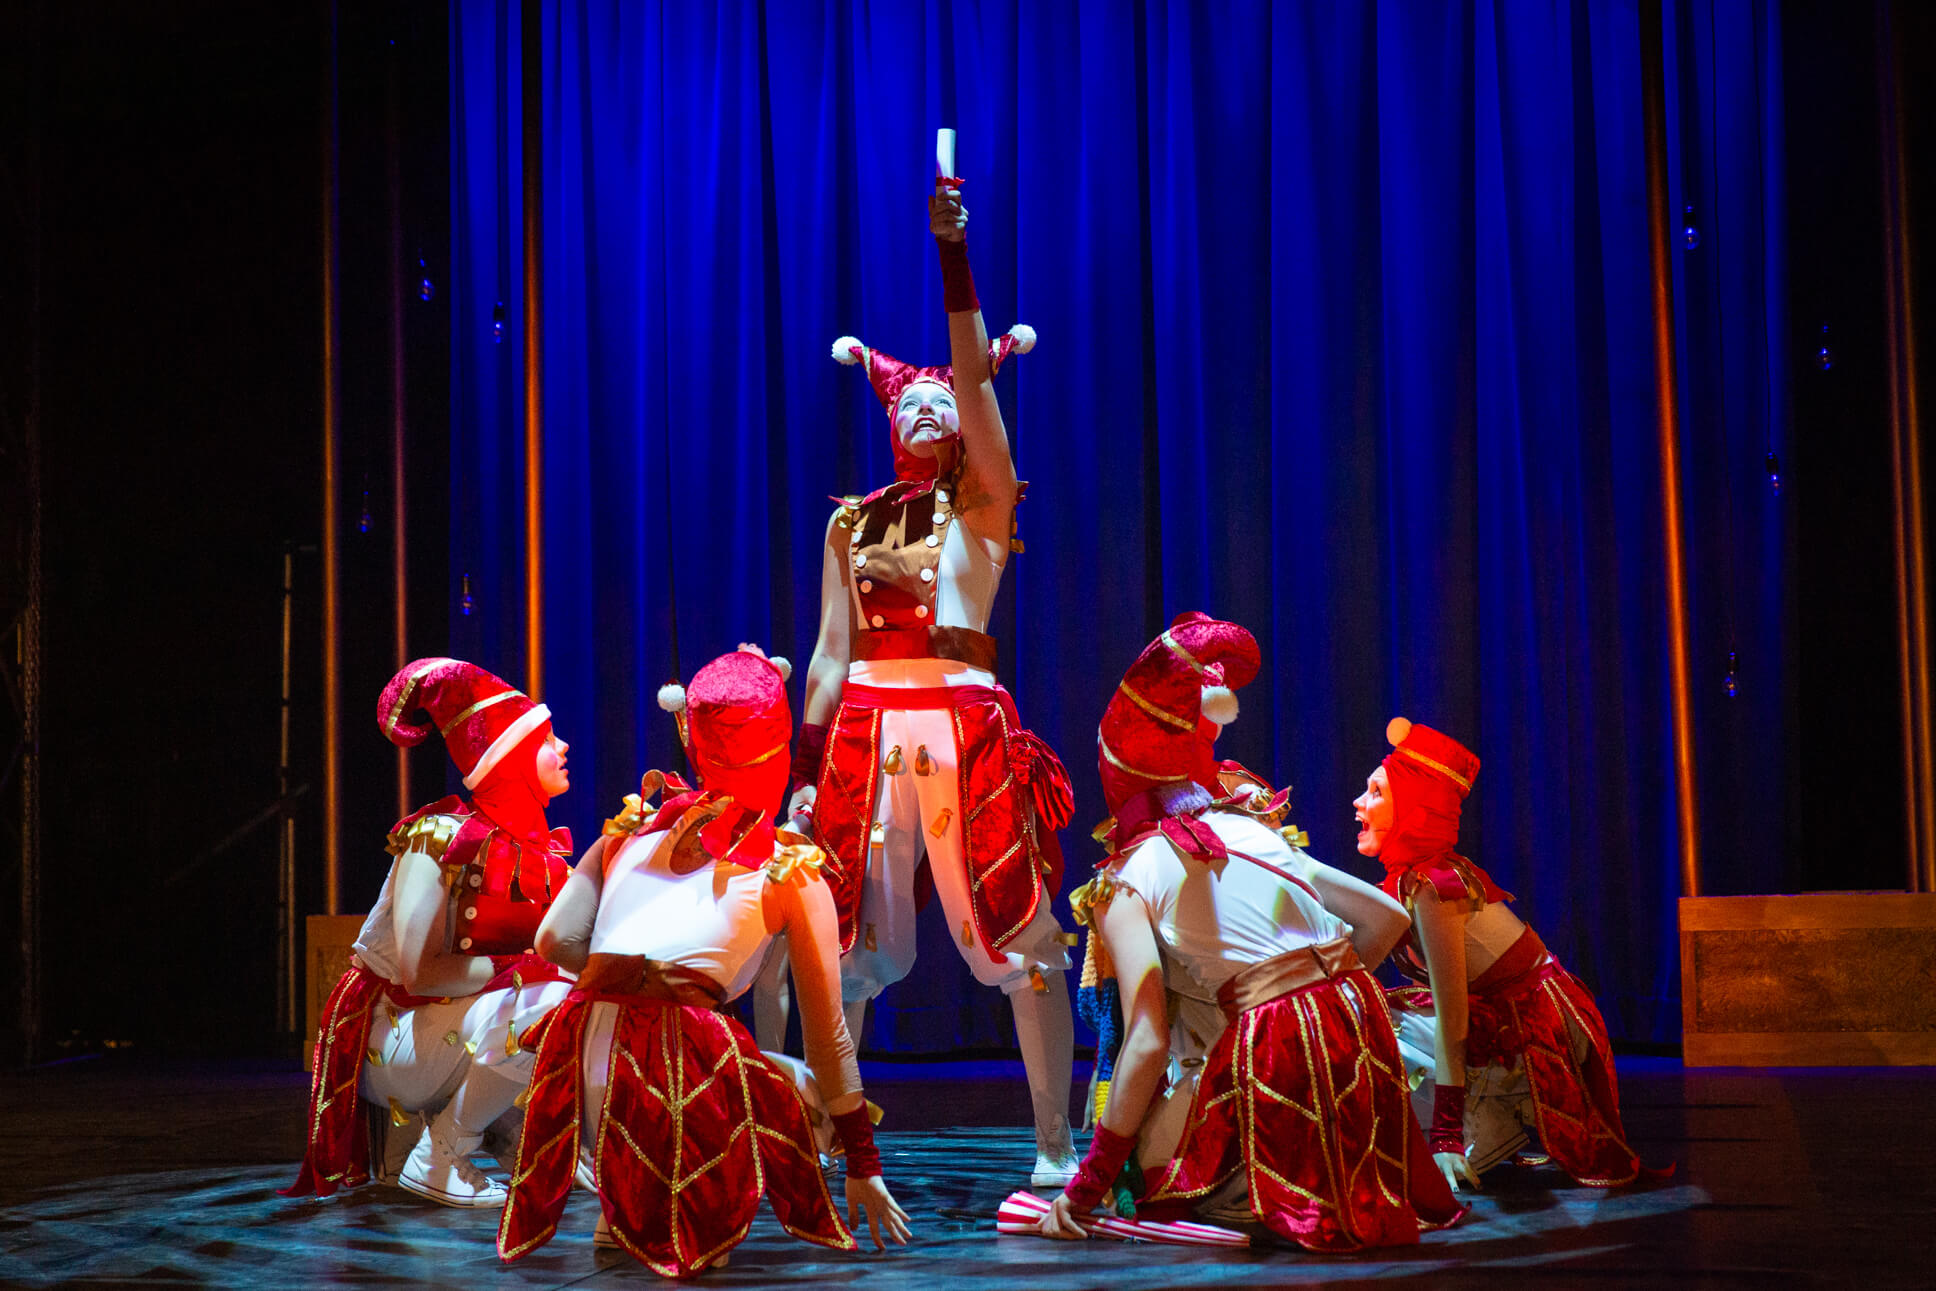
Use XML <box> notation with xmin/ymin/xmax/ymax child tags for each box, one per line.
<box><xmin>789</xmin><ymin>172</ymin><xmax>1078</xmax><ymax>1184</ymax></box>
<box><xmin>1040</xmin><ymin>614</ymin><xmax>1463</xmax><ymax>1251</ymax></box>
<box><xmin>1362</xmin><ymin>719</ymin><xmax>1655</xmax><ymax>1190</ymax></box>
<box><xmin>498</xmin><ymin>646</ymin><xmax>911</xmax><ymax>1277</ymax></box>
<box><xmin>284</xmin><ymin>658</ymin><xmax>576</xmax><ymax>1206</ymax></box>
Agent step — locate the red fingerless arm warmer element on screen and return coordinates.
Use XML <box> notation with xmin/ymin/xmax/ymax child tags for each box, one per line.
<box><xmin>830</xmin><ymin>1106</ymin><xmax>882</xmax><ymax>1179</ymax></box>
<box><xmin>1428</xmin><ymin>1082</ymin><xmax>1467</xmax><ymax>1155</ymax></box>
<box><xmin>938</xmin><ymin>235</ymin><xmax>979</xmax><ymax>314</ymax></box>
<box><xmin>789</xmin><ymin>722</ymin><xmax>828</xmax><ymax>802</ymax></box>
<box><xmin>1062</xmin><ymin>1123</ymin><xmax>1136</xmax><ymax>1212</ymax></box>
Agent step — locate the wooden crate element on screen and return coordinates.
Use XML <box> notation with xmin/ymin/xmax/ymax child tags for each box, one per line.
<box><xmin>303</xmin><ymin>914</ymin><xmax>369</xmax><ymax>1072</ymax></box>
<box><xmin>1679</xmin><ymin>892</ymin><xmax>1936</xmax><ymax>1066</ymax></box>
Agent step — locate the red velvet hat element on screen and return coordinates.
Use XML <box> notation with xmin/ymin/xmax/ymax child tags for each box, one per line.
<box><xmin>1378</xmin><ymin>717</ymin><xmax>1481</xmax><ymax>875</ymax></box>
<box><xmin>830</xmin><ymin>326</ymin><xmax>1036</xmax><ymax>482</ymax></box>
<box><xmin>656</xmin><ymin>645</ymin><xmax>794</xmax><ymax>822</ymax></box>
<box><xmin>1097</xmin><ymin>612</ymin><xmax>1262</xmax><ymax>816</ymax></box>
<box><xmin>377</xmin><ymin>657</ymin><xmax>552</xmax><ymax>790</ymax></box>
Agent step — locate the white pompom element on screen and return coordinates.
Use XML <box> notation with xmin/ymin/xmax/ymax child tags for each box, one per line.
<box><xmin>770</xmin><ymin>655</ymin><xmax>793</xmax><ymax>682</ymax></box>
<box><xmin>1386</xmin><ymin>716</ymin><xmax>1413</xmax><ymax>747</ymax></box>
<box><xmin>1007</xmin><ymin>323</ymin><xmax>1037</xmax><ymax>353</ymax></box>
<box><xmin>1201</xmin><ymin>685</ymin><xmax>1239</xmax><ymax>726</ymax></box>
<box><xmin>831</xmin><ymin>335</ymin><xmax>864</xmax><ymax>365</ymax></box>
<box><xmin>657</xmin><ymin>683</ymin><xmax>688</xmax><ymax>714</ymax></box>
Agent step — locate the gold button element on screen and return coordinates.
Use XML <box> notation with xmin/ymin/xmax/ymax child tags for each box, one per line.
<box><xmin>464</xmin><ymin>906</ymin><xmax>478</xmax><ymax>920</ymax></box>
<box><xmin>938</xmin><ymin>491</ymin><xmax>949</xmax><ymax>502</ymax></box>
<box><xmin>915</xmin><ymin>606</ymin><xmax>928</xmax><ymax>618</ymax></box>
<box><xmin>925</xmin><ymin>534</ymin><xmax>939</xmax><ymax>547</ymax></box>
<box><xmin>854</xmin><ymin>553</ymin><xmax>867</xmax><ymax>568</ymax></box>
<box><xmin>468</xmin><ymin>873</ymin><xmax>481</xmax><ymax>887</ymax></box>
<box><xmin>871</xmin><ymin>615</ymin><xmax>884</xmax><ymax>628</ymax></box>
<box><xmin>860</xmin><ymin>579</ymin><xmax>873</xmax><ymax>592</ymax></box>
<box><xmin>459</xmin><ymin>937</ymin><xmax>473</xmax><ymax>950</ymax></box>
<box><xmin>919</xmin><ymin>568</ymin><xmax>934</xmax><ymax>583</ymax></box>
<box><xmin>933</xmin><ymin>511</ymin><xmax>947</xmax><ymax>524</ymax></box>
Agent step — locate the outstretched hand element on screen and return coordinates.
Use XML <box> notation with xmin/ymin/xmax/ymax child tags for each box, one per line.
<box><xmin>1436</xmin><ymin>1150</ymin><xmax>1482</xmax><ymax>1192</ymax></box>
<box><xmin>846</xmin><ymin>1175</ymin><xmax>913</xmax><ymax>1250</ymax></box>
<box><xmin>1035</xmin><ymin>1191</ymin><xmax>1092</xmax><ymax>1240</ymax></box>
<box><xmin>929</xmin><ymin>186</ymin><xmax>967</xmax><ymax>242</ymax></box>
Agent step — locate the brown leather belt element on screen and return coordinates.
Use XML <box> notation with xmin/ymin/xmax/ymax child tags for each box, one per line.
<box><xmin>853</xmin><ymin>625</ymin><xmax>999</xmax><ymax>671</ymax></box>
<box><xmin>577</xmin><ymin>952</ymin><xmax>727</xmax><ymax>1009</ymax></box>
<box><xmin>1216</xmin><ymin>936</ymin><xmax>1363</xmax><ymax>1020</ymax></box>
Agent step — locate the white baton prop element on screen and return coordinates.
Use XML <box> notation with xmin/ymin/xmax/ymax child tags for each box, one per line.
<box><xmin>936</xmin><ymin>127</ymin><xmax>959</xmax><ymax>186</ymax></box>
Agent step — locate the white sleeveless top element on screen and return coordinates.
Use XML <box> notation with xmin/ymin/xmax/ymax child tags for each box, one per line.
<box><xmin>588</xmin><ymin>830</ymin><xmax>774</xmax><ymax>1001</ymax></box>
<box><xmin>1111</xmin><ymin>810</ymin><xmax>1352</xmax><ymax>997</ymax></box>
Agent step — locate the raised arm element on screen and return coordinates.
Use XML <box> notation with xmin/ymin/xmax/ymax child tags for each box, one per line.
<box><xmin>787</xmin><ymin>511</ymin><xmax>854</xmax><ymax>823</ymax></box>
<box><xmin>392</xmin><ymin>850</ymin><xmax>495</xmax><ymax>997</ymax></box>
<box><xmin>533</xmin><ymin>835</ymin><xmax>608</xmax><ymax>973</ymax></box>
<box><xmin>929</xmin><ymin>188</ymin><xmax>1017</xmax><ymax>544</ymax></box>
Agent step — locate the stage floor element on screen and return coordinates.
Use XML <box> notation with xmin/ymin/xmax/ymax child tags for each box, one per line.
<box><xmin>0</xmin><ymin>1056</ymin><xmax>1929</xmax><ymax>1288</ymax></box>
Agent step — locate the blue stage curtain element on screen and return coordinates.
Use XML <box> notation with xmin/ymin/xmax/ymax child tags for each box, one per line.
<box><xmin>450</xmin><ymin>0</ymin><xmax>1789</xmax><ymax>1049</ymax></box>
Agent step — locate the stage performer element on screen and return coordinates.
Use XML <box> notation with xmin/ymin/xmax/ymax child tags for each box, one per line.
<box><xmin>785</xmin><ymin>170</ymin><xmax>1079</xmax><ymax>1185</ymax></box>
<box><xmin>498</xmin><ymin>646</ymin><xmax>911</xmax><ymax>1277</ymax></box>
<box><xmin>1038</xmin><ymin>613</ymin><xmax>1463</xmax><ymax>1252</ymax></box>
<box><xmin>1361</xmin><ymin>719</ymin><xmax>1654</xmax><ymax>1191</ymax></box>
<box><xmin>284</xmin><ymin>658</ymin><xmax>576</xmax><ymax>1208</ymax></box>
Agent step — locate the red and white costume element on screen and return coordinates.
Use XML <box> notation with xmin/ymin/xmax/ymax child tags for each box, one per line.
<box><xmin>1376</xmin><ymin>720</ymin><xmax>1648</xmax><ymax>1187</ymax></box>
<box><xmin>285</xmin><ymin>659</ymin><xmax>574</xmax><ymax>1205</ymax></box>
<box><xmin>787</xmin><ymin>226</ymin><xmax>1079</xmax><ymax>1180</ymax></box>
<box><xmin>499</xmin><ymin>648</ymin><xmax>882</xmax><ymax>1277</ymax></box>
<box><xmin>1067</xmin><ymin>614</ymin><xmax>1462</xmax><ymax>1252</ymax></box>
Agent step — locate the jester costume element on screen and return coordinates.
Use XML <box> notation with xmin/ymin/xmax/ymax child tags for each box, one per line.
<box><xmin>284</xmin><ymin>658</ymin><xmax>574</xmax><ymax>1206</ymax></box>
<box><xmin>499</xmin><ymin>648</ymin><xmax>883</xmax><ymax>1277</ymax></box>
<box><xmin>1063</xmin><ymin>614</ymin><xmax>1462</xmax><ymax>1252</ymax></box>
<box><xmin>1376</xmin><ymin>719</ymin><xmax>1652</xmax><ymax>1188</ymax></box>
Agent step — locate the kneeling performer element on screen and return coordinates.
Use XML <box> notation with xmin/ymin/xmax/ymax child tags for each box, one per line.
<box><xmin>285</xmin><ymin>658</ymin><xmax>576</xmax><ymax>1206</ymax></box>
<box><xmin>498</xmin><ymin>646</ymin><xmax>911</xmax><ymax>1277</ymax></box>
<box><xmin>1361</xmin><ymin>718</ymin><xmax>1655</xmax><ymax>1189</ymax></box>
<box><xmin>1041</xmin><ymin>614</ymin><xmax>1463</xmax><ymax>1251</ymax></box>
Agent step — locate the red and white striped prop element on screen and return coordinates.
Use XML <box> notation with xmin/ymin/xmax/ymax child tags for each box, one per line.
<box><xmin>994</xmin><ymin>1189</ymin><xmax>1249</xmax><ymax>1247</ymax></box>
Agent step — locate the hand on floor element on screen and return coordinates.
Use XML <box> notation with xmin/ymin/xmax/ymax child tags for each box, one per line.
<box><xmin>1436</xmin><ymin>1150</ymin><xmax>1482</xmax><ymax>1192</ymax></box>
<box><xmin>846</xmin><ymin>1175</ymin><xmax>913</xmax><ymax>1250</ymax></box>
<box><xmin>1036</xmin><ymin>1192</ymin><xmax>1092</xmax><ymax>1240</ymax></box>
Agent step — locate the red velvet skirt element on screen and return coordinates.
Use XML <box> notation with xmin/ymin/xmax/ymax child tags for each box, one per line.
<box><xmin>497</xmin><ymin>991</ymin><xmax>854</xmax><ymax>1277</ymax></box>
<box><xmin>1391</xmin><ymin>930</ymin><xmax>1642</xmax><ymax>1187</ymax></box>
<box><xmin>1139</xmin><ymin>967</ymin><xmax>1463</xmax><ymax>1251</ymax></box>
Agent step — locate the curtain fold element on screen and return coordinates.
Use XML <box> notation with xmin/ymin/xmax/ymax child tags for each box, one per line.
<box><xmin>451</xmin><ymin>0</ymin><xmax>1789</xmax><ymax>1049</ymax></box>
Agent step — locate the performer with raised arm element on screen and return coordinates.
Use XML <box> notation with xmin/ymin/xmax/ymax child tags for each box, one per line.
<box><xmin>498</xmin><ymin>646</ymin><xmax>911</xmax><ymax>1277</ymax></box>
<box><xmin>284</xmin><ymin>659</ymin><xmax>576</xmax><ymax>1207</ymax></box>
<box><xmin>1037</xmin><ymin>614</ymin><xmax>1463</xmax><ymax>1251</ymax></box>
<box><xmin>1362</xmin><ymin>719</ymin><xmax>1658</xmax><ymax>1191</ymax></box>
<box><xmin>785</xmin><ymin>139</ymin><xmax>1080</xmax><ymax>1186</ymax></box>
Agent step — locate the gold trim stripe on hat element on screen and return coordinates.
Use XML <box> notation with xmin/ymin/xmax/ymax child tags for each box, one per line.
<box><xmin>1395</xmin><ymin>744</ymin><xmax>1472</xmax><ymax>791</ymax></box>
<box><xmin>1159</xmin><ymin>630</ymin><xmax>1206</xmax><ymax>675</ymax></box>
<box><xmin>1100</xmin><ymin>739</ymin><xmax>1190</xmax><ymax>783</ymax></box>
<box><xmin>440</xmin><ymin>688</ymin><xmax>520</xmax><ymax>737</ymax></box>
<box><xmin>383</xmin><ymin>661</ymin><xmax>441</xmax><ymax>738</ymax></box>
<box><xmin>1116</xmin><ymin>680</ymin><xmax>1195</xmax><ymax>730</ymax></box>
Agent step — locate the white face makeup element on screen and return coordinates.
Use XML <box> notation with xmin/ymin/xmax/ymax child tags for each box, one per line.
<box><xmin>892</xmin><ymin>380</ymin><xmax>959</xmax><ymax>457</ymax></box>
<box><xmin>534</xmin><ymin>733</ymin><xmax>570</xmax><ymax>801</ymax></box>
<box><xmin>1352</xmin><ymin>765</ymin><xmax>1394</xmax><ymax>857</ymax></box>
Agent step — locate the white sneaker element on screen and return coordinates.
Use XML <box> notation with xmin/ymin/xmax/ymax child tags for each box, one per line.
<box><xmin>1030</xmin><ymin>1112</ymin><xmax>1080</xmax><ymax>1188</ymax></box>
<box><xmin>398</xmin><ymin>1122</ymin><xmax>509</xmax><ymax>1208</ymax></box>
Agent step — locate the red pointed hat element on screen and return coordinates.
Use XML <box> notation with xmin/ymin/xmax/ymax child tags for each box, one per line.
<box><xmin>1097</xmin><ymin>612</ymin><xmax>1261</xmax><ymax>816</ymax></box>
<box><xmin>1378</xmin><ymin>717</ymin><xmax>1481</xmax><ymax>873</ymax></box>
<box><xmin>377</xmin><ymin>657</ymin><xmax>551</xmax><ymax>790</ymax></box>
<box><xmin>830</xmin><ymin>326</ymin><xmax>1036</xmax><ymax>482</ymax></box>
<box><xmin>656</xmin><ymin>645</ymin><xmax>794</xmax><ymax>824</ymax></box>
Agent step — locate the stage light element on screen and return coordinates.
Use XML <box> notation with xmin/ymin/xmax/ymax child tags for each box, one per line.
<box><xmin>1723</xmin><ymin>650</ymin><xmax>1739</xmax><ymax>698</ymax></box>
<box><xmin>461</xmin><ymin>573</ymin><xmax>476</xmax><ymax>616</ymax></box>
<box><xmin>1766</xmin><ymin>451</ymin><xmax>1782</xmax><ymax>494</ymax></box>
<box><xmin>493</xmin><ymin>300</ymin><xmax>506</xmax><ymax>342</ymax></box>
<box><xmin>418</xmin><ymin>255</ymin><xmax>434</xmax><ymax>303</ymax></box>
<box><xmin>1682</xmin><ymin>205</ymin><xmax>1700</xmax><ymax>250</ymax></box>
<box><xmin>1816</xmin><ymin>322</ymin><xmax>1833</xmax><ymax>371</ymax></box>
